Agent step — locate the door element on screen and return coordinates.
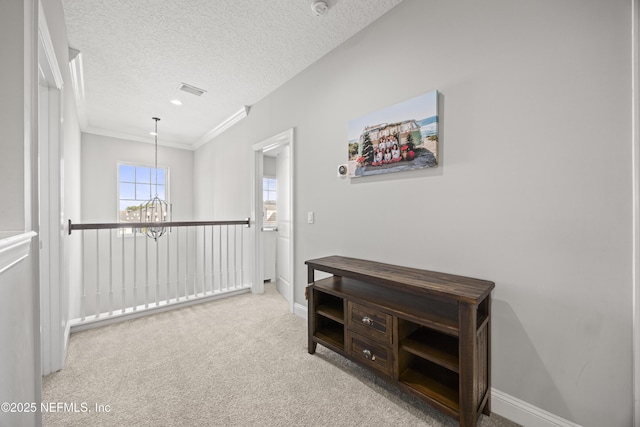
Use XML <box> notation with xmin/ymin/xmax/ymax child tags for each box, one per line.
<box><xmin>275</xmin><ymin>147</ymin><xmax>291</xmax><ymax>300</ymax></box>
<box><xmin>251</xmin><ymin>129</ymin><xmax>294</xmax><ymax>312</ymax></box>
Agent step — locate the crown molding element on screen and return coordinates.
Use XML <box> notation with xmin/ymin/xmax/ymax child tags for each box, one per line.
<box><xmin>83</xmin><ymin>127</ymin><xmax>194</xmax><ymax>151</ymax></box>
<box><xmin>192</xmin><ymin>105</ymin><xmax>250</xmax><ymax>150</ymax></box>
<box><xmin>68</xmin><ymin>47</ymin><xmax>88</xmax><ymax>130</ymax></box>
<box><xmin>79</xmin><ymin>107</ymin><xmax>250</xmax><ymax>151</ymax></box>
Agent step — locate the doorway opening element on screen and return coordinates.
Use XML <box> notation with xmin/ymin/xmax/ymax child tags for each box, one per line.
<box><xmin>251</xmin><ymin>129</ymin><xmax>294</xmax><ymax>313</ymax></box>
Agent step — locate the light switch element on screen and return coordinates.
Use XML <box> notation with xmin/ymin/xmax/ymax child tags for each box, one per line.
<box><xmin>307</xmin><ymin>212</ymin><xmax>314</xmax><ymax>224</ymax></box>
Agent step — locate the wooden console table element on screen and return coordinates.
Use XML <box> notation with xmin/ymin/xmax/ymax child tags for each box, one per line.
<box><xmin>306</xmin><ymin>256</ymin><xmax>495</xmax><ymax>427</ymax></box>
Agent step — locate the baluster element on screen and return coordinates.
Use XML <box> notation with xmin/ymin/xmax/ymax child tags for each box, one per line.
<box><xmin>218</xmin><ymin>225</ymin><xmax>222</xmax><ymax>292</ymax></box>
<box><xmin>211</xmin><ymin>225</ymin><xmax>215</xmax><ymax>294</ymax></box>
<box><xmin>121</xmin><ymin>227</ymin><xmax>125</xmax><ymax>314</ymax></box>
<box><xmin>81</xmin><ymin>231</ymin><xmax>86</xmax><ymax>321</ymax></box>
<box><xmin>109</xmin><ymin>230</ymin><xmax>113</xmax><ymax>316</ymax></box>
<box><xmin>240</xmin><ymin>227</ymin><xmax>244</xmax><ymax>286</ymax></box>
<box><xmin>145</xmin><ymin>229</ymin><xmax>149</xmax><ymax>308</ymax></box>
<box><xmin>133</xmin><ymin>228</ymin><xmax>137</xmax><ymax>311</ymax></box>
<box><xmin>166</xmin><ymin>227</ymin><xmax>170</xmax><ymax>304</ymax></box>
<box><xmin>202</xmin><ymin>226</ymin><xmax>206</xmax><ymax>294</ymax></box>
<box><xmin>176</xmin><ymin>227</ymin><xmax>180</xmax><ymax>302</ymax></box>
<box><xmin>185</xmin><ymin>227</ymin><xmax>189</xmax><ymax>299</ymax></box>
<box><xmin>96</xmin><ymin>229</ymin><xmax>100</xmax><ymax>318</ymax></box>
<box><xmin>194</xmin><ymin>226</ymin><xmax>198</xmax><ymax>297</ymax></box>
<box><xmin>156</xmin><ymin>235</ymin><xmax>160</xmax><ymax>307</ymax></box>
<box><xmin>226</xmin><ymin>225</ymin><xmax>230</xmax><ymax>291</ymax></box>
<box><xmin>233</xmin><ymin>224</ymin><xmax>238</xmax><ymax>288</ymax></box>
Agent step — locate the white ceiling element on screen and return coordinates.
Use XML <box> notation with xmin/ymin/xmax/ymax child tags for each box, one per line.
<box><xmin>61</xmin><ymin>0</ymin><xmax>405</xmax><ymax>150</ymax></box>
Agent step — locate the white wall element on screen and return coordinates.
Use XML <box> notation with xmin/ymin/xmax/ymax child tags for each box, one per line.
<box><xmin>193</xmin><ymin>0</ymin><xmax>633</xmax><ymax>425</ymax></box>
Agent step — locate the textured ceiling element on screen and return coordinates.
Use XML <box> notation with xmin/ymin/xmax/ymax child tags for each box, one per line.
<box><xmin>62</xmin><ymin>0</ymin><xmax>405</xmax><ymax>149</ymax></box>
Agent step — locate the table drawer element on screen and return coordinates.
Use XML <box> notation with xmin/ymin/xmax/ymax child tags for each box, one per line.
<box><xmin>348</xmin><ymin>332</ymin><xmax>392</xmax><ymax>377</ymax></box>
<box><xmin>347</xmin><ymin>301</ymin><xmax>393</xmax><ymax>345</ymax></box>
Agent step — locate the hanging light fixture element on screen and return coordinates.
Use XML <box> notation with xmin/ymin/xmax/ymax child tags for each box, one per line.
<box><xmin>140</xmin><ymin>117</ymin><xmax>171</xmax><ymax>241</ymax></box>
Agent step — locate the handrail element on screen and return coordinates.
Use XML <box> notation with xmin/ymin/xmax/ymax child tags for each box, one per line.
<box><xmin>68</xmin><ymin>218</ymin><xmax>250</xmax><ymax>235</ymax></box>
<box><xmin>68</xmin><ymin>217</ymin><xmax>251</xmax><ymax>327</ymax></box>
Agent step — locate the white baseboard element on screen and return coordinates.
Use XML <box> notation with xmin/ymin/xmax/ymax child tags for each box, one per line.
<box><xmin>293</xmin><ymin>302</ymin><xmax>307</xmax><ymax>319</ymax></box>
<box><xmin>276</xmin><ymin>277</ymin><xmax>291</xmax><ymax>301</ymax></box>
<box><xmin>492</xmin><ymin>388</ymin><xmax>581</xmax><ymax>427</ymax></box>
<box><xmin>70</xmin><ymin>287</ymin><xmax>251</xmax><ymax>333</ymax></box>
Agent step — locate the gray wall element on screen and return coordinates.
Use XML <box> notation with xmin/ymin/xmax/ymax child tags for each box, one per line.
<box><xmin>0</xmin><ymin>257</ymin><xmax>39</xmax><ymax>427</ymax></box>
<box><xmin>81</xmin><ymin>133</ymin><xmax>194</xmax><ymax>223</ymax></box>
<box><xmin>193</xmin><ymin>0</ymin><xmax>633</xmax><ymax>425</ymax></box>
<box><xmin>0</xmin><ymin>0</ymin><xmax>41</xmax><ymax>425</ymax></box>
<box><xmin>0</xmin><ymin>0</ymin><xmax>30</xmax><ymax>234</ymax></box>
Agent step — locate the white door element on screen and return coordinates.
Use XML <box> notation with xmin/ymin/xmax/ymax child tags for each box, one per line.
<box><xmin>251</xmin><ymin>129</ymin><xmax>294</xmax><ymax>312</ymax></box>
<box><xmin>275</xmin><ymin>147</ymin><xmax>291</xmax><ymax>301</ymax></box>
<box><xmin>38</xmin><ymin>76</ymin><xmax>52</xmax><ymax>374</ymax></box>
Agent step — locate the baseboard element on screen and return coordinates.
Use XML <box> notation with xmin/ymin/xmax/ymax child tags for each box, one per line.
<box><xmin>62</xmin><ymin>321</ymin><xmax>71</xmax><ymax>367</ymax></box>
<box><xmin>276</xmin><ymin>277</ymin><xmax>291</xmax><ymax>302</ymax></box>
<box><xmin>492</xmin><ymin>388</ymin><xmax>581</xmax><ymax>427</ymax></box>
<box><xmin>70</xmin><ymin>287</ymin><xmax>251</xmax><ymax>333</ymax></box>
<box><xmin>293</xmin><ymin>302</ymin><xmax>307</xmax><ymax>319</ymax></box>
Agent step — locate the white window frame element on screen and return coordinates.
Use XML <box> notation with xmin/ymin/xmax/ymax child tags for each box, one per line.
<box><xmin>117</xmin><ymin>161</ymin><xmax>170</xmax><ymax>236</ymax></box>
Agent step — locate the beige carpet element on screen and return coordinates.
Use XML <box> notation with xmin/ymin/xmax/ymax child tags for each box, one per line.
<box><xmin>43</xmin><ymin>284</ymin><xmax>519</xmax><ymax>427</ymax></box>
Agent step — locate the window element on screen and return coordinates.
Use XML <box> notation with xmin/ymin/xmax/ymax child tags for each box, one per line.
<box><xmin>263</xmin><ymin>177</ymin><xmax>277</xmax><ymax>227</ymax></box>
<box><xmin>118</xmin><ymin>163</ymin><xmax>169</xmax><ymax>232</ymax></box>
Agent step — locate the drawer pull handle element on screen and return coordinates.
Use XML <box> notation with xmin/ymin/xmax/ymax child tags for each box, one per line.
<box><xmin>362</xmin><ymin>349</ymin><xmax>376</xmax><ymax>361</ymax></box>
<box><xmin>362</xmin><ymin>316</ymin><xmax>374</xmax><ymax>326</ymax></box>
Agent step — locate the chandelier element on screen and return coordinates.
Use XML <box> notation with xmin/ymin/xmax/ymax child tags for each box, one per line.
<box><xmin>140</xmin><ymin>117</ymin><xmax>171</xmax><ymax>241</ymax></box>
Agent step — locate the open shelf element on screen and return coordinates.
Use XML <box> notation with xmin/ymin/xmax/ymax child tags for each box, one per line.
<box><xmin>399</xmin><ymin>357</ymin><xmax>459</xmax><ymax>412</ymax></box>
<box><xmin>314</xmin><ymin>315</ymin><xmax>344</xmax><ymax>351</ymax></box>
<box><xmin>312</xmin><ymin>276</ymin><xmax>459</xmax><ymax>336</ymax></box>
<box><xmin>401</xmin><ymin>327</ymin><xmax>459</xmax><ymax>373</ymax></box>
<box><xmin>315</xmin><ymin>329</ymin><xmax>344</xmax><ymax>350</ymax></box>
<box><xmin>316</xmin><ymin>304</ymin><xmax>344</xmax><ymax>324</ymax></box>
<box><xmin>314</xmin><ymin>291</ymin><xmax>344</xmax><ymax>324</ymax></box>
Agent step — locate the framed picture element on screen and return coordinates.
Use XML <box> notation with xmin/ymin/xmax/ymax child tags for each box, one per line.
<box><xmin>348</xmin><ymin>90</ymin><xmax>439</xmax><ymax>178</ymax></box>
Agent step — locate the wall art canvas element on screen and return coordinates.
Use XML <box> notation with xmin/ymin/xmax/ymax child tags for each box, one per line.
<box><xmin>348</xmin><ymin>90</ymin><xmax>439</xmax><ymax>178</ymax></box>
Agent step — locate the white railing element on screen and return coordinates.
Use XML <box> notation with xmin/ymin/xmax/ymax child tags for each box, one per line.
<box><xmin>68</xmin><ymin>219</ymin><xmax>251</xmax><ymax>329</ymax></box>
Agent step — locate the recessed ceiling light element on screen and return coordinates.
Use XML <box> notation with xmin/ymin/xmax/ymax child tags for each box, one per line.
<box><xmin>171</xmin><ymin>99</ymin><xmax>182</xmax><ymax>105</ymax></box>
<box><xmin>150</xmin><ymin>132</ymin><xmax>157</xmax><ymax>136</ymax></box>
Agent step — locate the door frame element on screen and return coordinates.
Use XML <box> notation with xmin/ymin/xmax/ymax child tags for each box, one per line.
<box><xmin>38</xmin><ymin>2</ymin><xmax>67</xmax><ymax>375</ymax></box>
<box><xmin>250</xmin><ymin>128</ymin><xmax>294</xmax><ymax>313</ymax></box>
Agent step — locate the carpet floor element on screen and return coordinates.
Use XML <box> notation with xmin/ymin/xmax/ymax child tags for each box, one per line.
<box><xmin>43</xmin><ymin>284</ymin><xmax>519</xmax><ymax>426</ymax></box>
